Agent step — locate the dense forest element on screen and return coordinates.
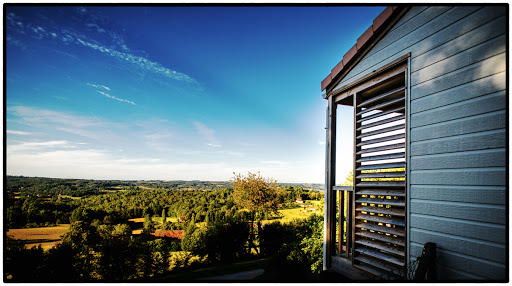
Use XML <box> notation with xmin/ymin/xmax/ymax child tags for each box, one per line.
<box><xmin>5</xmin><ymin>174</ymin><xmax>325</xmax><ymax>282</ymax></box>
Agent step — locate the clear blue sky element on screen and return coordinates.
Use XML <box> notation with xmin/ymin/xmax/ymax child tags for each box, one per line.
<box><xmin>6</xmin><ymin>5</ymin><xmax>385</xmax><ymax>183</ymax></box>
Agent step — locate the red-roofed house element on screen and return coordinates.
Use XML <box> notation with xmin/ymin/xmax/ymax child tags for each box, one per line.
<box><xmin>152</xmin><ymin>230</ymin><xmax>185</xmax><ymax>240</ymax></box>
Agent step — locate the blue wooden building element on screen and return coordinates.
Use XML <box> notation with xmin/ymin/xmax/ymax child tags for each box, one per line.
<box><xmin>321</xmin><ymin>5</ymin><xmax>507</xmax><ymax>281</ymax></box>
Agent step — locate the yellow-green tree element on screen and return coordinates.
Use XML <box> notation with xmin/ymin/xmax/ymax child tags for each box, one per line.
<box><xmin>231</xmin><ymin>172</ymin><xmax>280</xmax><ymax>255</ymax></box>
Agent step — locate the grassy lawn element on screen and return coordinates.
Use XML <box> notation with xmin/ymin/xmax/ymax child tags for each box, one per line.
<box><xmin>263</xmin><ymin>199</ymin><xmax>321</xmax><ymax>224</ymax></box>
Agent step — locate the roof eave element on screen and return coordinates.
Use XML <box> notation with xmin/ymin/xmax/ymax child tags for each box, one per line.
<box><xmin>321</xmin><ymin>6</ymin><xmax>410</xmax><ymax>96</ymax></box>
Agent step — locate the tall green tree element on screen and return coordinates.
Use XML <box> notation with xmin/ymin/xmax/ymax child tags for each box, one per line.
<box><xmin>142</xmin><ymin>214</ymin><xmax>155</xmax><ymax>234</ymax></box>
<box><xmin>161</xmin><ymin>209</ymin><xmax>166</xmax><ymax>224</ymax></box>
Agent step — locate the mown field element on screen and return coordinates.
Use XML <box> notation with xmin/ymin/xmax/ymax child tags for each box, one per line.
<box><xmin>7</xmin><ymin>224</ymin><xmax>71</xmax><ymax>250</ymax></box>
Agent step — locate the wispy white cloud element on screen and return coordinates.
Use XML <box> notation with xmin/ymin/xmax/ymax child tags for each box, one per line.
<box><xmin>7</xmin><ymin>140</ymin><xmax>73</xmax><ymax>153</ymax></box>
<box><xmin>7</xmin><ymin>11</ymin><xmax>202</xmax><ymax>90</ymax></box>
<box><xmin>194</xmin><ymin>121</ymin><xmax>221</xmax><ymax>148</ymax></box>
<box><xmin>8</xmin><ymin>106</ymin><xmax>99</xmax><ymax>128</ymax></box>
<box><xmin>87</xmin><ymin>83</ymin><xmax>110</xmax><ymax>91</ymax></box>
<box><xmin>96</xmin><ymin>90</ymin><xmax>136</xmax><ymax>105</ymax></box>
<box><xmin>7</xmin><ymin>130</ymin><xmax>32</xmax><ymax>135</ymax></box>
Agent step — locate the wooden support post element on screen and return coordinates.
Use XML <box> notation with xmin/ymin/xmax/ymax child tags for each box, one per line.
<box><xmin>345</xmin><ymin>190</ymin><xmax>351</xmax><ymax>259</ymax></box>
<box><xmin>324</xmin><ymin>95</ymin><xmax>337</xmax><ymax>270</ymax></box>
<box><xmin>352</xmin><ymin>93</ymin><xmax>361</xmax><ymax>265</ymax></box>
<box><xmin>338</xmin><ymin>190</ymin><xmax>343</xmax><ymax>255</ymax></box>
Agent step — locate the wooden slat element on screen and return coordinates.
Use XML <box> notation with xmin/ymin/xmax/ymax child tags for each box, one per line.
<box><xmin>356</xmin><ymin>163</ymin><xmax>406</xmax><ymax>171</ymax></box>
<box><xmin>333</xmin><ymin>185</ymin><xmax>353</xmax><ymax>191</ymax></box>
<box><xmin>357</xmin><ymin>143</ymin><xmax>405</xmax><ymax>155</ymax></box>
<box><xmin>356</xmin><ymin>197</ymin><xmax>405</xmax><ymax>207</ymax></box>
<box><xmin>356</xmin><ymin>181</ymin><xmax>406</xmax><ymax>187</ymax></box>
<box><xmin>356</xmin><ymin>189</ymin><xmax>405</xmax><ymax>197</ymax></box>
<box><xmin>356</xmin><ymin>205</ymin><xmax>405</xmax><ymax>216</ymax></box>
<box><xmin>357</xmin><ymin>152</ymin><xmax>405</xmax><ymax>162</ymax></box>
<box><xmin>357</xmin><ymin>133</ymin><xmax>405</xmax><ymax>146</ymax></box>
<box><xmin>355</xmin><ymin>246</ymin><xmax>405</xmax><ymax>266</ymax></box>
<box><xmin>356</xmin><ymin>214</ymin><xmax>405</xmax><ymax>227</ymax></box>
<box><xmin>358</xmin><ymin>86</ymin><xmax>406</xmax><ymax>108</ymax></box>
<box><xmin>357</xmin><ymin>106</ymin><xmax>405</xmax><ymax>123</ymax></box>
<box><xmin>354</xmin><ymin>255</ymin><xmax>399</xmax><ymax>277</ymax></box>
<box><xmin>356</xmin><ymin>222</ymin><xmax>405</xmax><ymax>237</ymax></box>
<box><xmin>357</xmin><ymin>124</ymin><xmax>405</xmax><ymax>139</ymax></box>
<box><xmin>357</xmin><ymin>114</ymin><xmax>405</xmax><ymax>131</ymax></box>
<box><xmin>356</xmin><ymin>230</ymin><xmax>405</xmax><ymax>246</ymax></box>
<box><xmin>357</xmin><ymin>172</ymin><xmax>406</xmax><ymax>178</ymax></box>
<box><xmin>357</xmin><ymin>97</ymin><xmax>405</xmax><ymax>116</ymax></box>
<box><xmin>355</xmin><ymin>238</ymin><xmax>405</xmax><ymax>257</ymax></box>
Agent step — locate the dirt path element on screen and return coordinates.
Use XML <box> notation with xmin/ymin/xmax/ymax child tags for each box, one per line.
<box><xmin>195</xmin><ymin>268</ymin><xmax>265</xmax><ymax>281</ymax></box>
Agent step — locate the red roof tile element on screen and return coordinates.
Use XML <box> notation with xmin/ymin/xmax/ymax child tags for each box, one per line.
<box><xmin>372</xmin><ymin>6</ymin><xmax>393</xmax><ymax>32</ymax></box>
<box><xmin>321</xmin><ymin>74</ymin><xmax>332</xmax><ymax>91</ymax></box>
<box><xmin>331</xmin><ymin>60</ymin><xmax>344</xmax><ymax>77</ymax></box>
<box><xmin>342</xmin><ymin>44</ymin><xmax>358</xmax><ymax>67</ymax></box>
<box><xmin>153</xmin><ymin>230</ymin><xmax>185</xmax><ymax>239</ymax></box>
<box><xmin>356</xmin><ymin>26</ymin><xmax>374</xmax><ymax>50</ymax></box>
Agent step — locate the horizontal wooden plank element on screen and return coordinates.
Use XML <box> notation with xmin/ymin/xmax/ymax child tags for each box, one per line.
<box><xmin>358</xmin><ymin>133</ymin><xmax>405</xmax><ymax>146</ymax></box>
<box><xmin>357</xmin><ymin>106</ymin><xmax>405</xmax><ymax>123</ymax></box>
<box><xmin>358</xmin><ymin>114</ymin><xmax>405</xmax><ymax>131</ymax></box>
<box><xmin>357</xmin><ymin>152</ymin><xmax>405</xmax><ymax>162</ymax></box>
<box><xmin>411</xmin><ymin>15</ymin><xmax>506</xmax><ymax>74</ymax></box>
<box><xmin>410</xmin><ymin>129</ymin><xmax>506</xmax><ymax>156</ymax></box>
<box><xmin>411</xmin><ymin>91</ymin><xmax>506</xmax><ymax>128</ymax></box>
<box><xmin>358</xmin><ymin>124</ymin><xmax>405</xmax><ymax>139</ymax></box>
<box><xmin>410</xmin><ymin>168</ymin><xmax>506</xmax><ymax>186</ymax></box>
<box><xmin>355</xmin><ymin>246</ymin><xmax>405</xmax><ymax>266</ymax></box>
<box><xmin>356</xmin><ymin>181</ymin><xmax>405</xmax><ymax>188</ymax></box>
<box><xmin>411</xmin><ymin>71</ymin><xmax>505</xmax><ymax>114</ymax></box>
<box><xmin>356</xmin><ymin>197</ymin><xmax>405</xmax><ymax>207</ymax></box>
<box><xmin>411</xmin><ymin>110</ymin><xmax>506</xmax><ymax>142</ymax></box>
<box><xmin>356</xmin><ymin>222</ymin><xmax>405</xmax><ymax>237</ymax></box>
<box><xmin>411</xmin><ymin>148</ymin><xmax>506</xmax><ymax>170</ymax></box>
<box><xmin>356</xmin><ymin>205</ymin><xmax>405</xmax><ymax>217</ymax></box>
<box><xmin>333</xmin><ymin>185</ymin><xmax>353</xmax><ymax>191</ymax></box>
<box><xmin>410</xmin><ymin>213</ymin><xmax>506</xmax><ymax>244</ymax></box>
<box><xmin>357</xmin><ymin>97</ymin><xmax>405</xmax><ymax>116</ymax></box>
<box><xmin>356</xmin><ymin>214</ymin><xmax>405</xmax><ymax>227</ymax></box>
<box><xmin>356</xmin><ymin>189</ymin><xmax>405</xmax><ymax>197</ymax></box>
<box><xmin>357</xmin><ymin>172</ymin><xmax>406</xmax><ymax>179</ymax></box>
<box><xmin>410</xmin><ymin>185</ymin><xmax>505</xmax><ymax>205</ymax></box>
<box><xmin>356</xmin><ymin>238</ymin><xmax>405</xmax><ymax>257</ymax></box>
<box><xmin>411</xmin><ymin>52</ymin><xmax>505</xmax><ymax>100</ymax></box>
<box><xmin>410</xmin><ymin>199</ymin><xmax>505</xmax><ymax>224</ymax></box>
<box><xmin>358</xmin><ymin>143</ymin><xmax>406</xmax><ymax>155</ymax></box>
<box><xmin>412</xmin><ymin>34</ymin><xmax>506</xmax><ymax>86</ymax></box>
<box><xmin>356</xmin><ymin>230</ymin><xmax>405</xmax><ymax>246</ymax></box>
<box><xmin>354</xmin><ymin>255</ymin><xmax>400</xmax><ymax>278</ymax></box>
<box><xmin>358</xmin><ymin>86</ymin><xmax>406</xmax><ymax>108</ymax></box>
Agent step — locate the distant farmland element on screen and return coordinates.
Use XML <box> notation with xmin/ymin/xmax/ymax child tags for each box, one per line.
<box><xmin>7</xmin><ymin>224</ymin><xmax>70</xmax><ymax>250</ymax></box>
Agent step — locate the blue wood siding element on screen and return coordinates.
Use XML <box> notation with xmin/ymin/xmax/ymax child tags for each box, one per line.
<box><xmin>334</xmin><ymin>6</ymin><xmax>507</xmax><ymax>280</ymax></box>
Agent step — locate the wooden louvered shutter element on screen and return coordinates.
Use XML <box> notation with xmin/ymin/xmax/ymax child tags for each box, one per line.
<box><xmin>352</xmin><ymin>72</ymin><xmax>407</xmax><ymax>279</ymax></box>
